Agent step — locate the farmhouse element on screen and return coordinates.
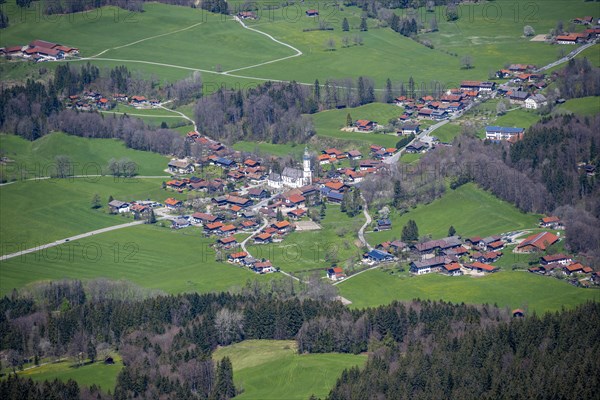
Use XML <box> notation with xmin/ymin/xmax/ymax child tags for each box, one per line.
<box><xmin>167</xmin><ymin>159</ymin><xmax>194</xmax><ymax>174</ymax></box>
<box><xmin>465</xmin><ymin>262</ymin><xmax>498</xmax><ymax>273</ymax></box>
<box><xmin>525</xmin><ymin>94</ymin><xmax>547</xmax><ymax>109</ymax></box>
<box><xmin>327</xmin><ymin>267</ymin><xmax>346</xmax><ymax>281</ymax></box>
<box><xmin>509</xmin><ymin>91</ymin><xmax>529</xmax><ymax>104</ymax></box>
<box><xmin>306</xmin><ymin>9</ymin><xmax>319</xmax><ymax>16</ymax></box>
<box><xmin>365</xmin><ymin>249</ymin><xmax>395</xmax><ymax>263</ymax></box>
<box><xmin>485</xmin><ymin>126</ymin><xmax>525</xmax><ymax>141</ymax></box>
<box><xmin>410</xmin><ymin>256</ymin><xmax>450</xmax><ymax>275</ymax></box>
<box><xmin>442</xmin><ymin>262</ymin><xmax>463</xmax><ymax>276</ymax></box>
<box><xmin>254</xmin><ymin>261</ymin><xmax>275</xmax><ymax>273</ymax></box>
<box><xmin>205</xmin><ymin>221</ymin><xmax>224</xmax><ymax>234</ymax></box>
<box><xmin>237</xmin><ymin>11</ymin><xmax>257</xmax><ymax>19</ymax></box>
<box><xmin>399</xmin><ymin>124</ymin><xmax>420</xmax><ymax>135</ymax></box>
<box><xmin>218</xmin><ymin>236</ymin><xmax>238</xmax><ymax>248</ymax></box>
<box><xmin>192</xmin><ymin>212</ymin><xmax>218</xmax><ymax>224</ymax></box>
<box><xmin>517</xmin><ymin>231</ymin><xmax>559</xmax><ymax>252</ymax></box>
<box><xmin>287</xmin><ymin>208</ymin><xmax>306</xmax><ymax>219</ymax></box>
<box><xmin>405</xmin><ymin>141</ymin><xmax>427</xmax><ymax>153</ymax></box>
<box><xmin>254</xmin><ymin>232</ymin><xmax>272</xmax><ymax>244</ymax></box>
<box><xmin>540</xmin><ymin>254</ymin><xmax>572</xmax><ymax>266</ymax></box>
<box><xmin>164</xmin><ymin>198</ymin><xmax>182</xmax><ymax>209</ymax></box>
<box><xmin>540</xmin><ymin>216</ymin><xmax>563</xmax><ymax>229</ymax></box>
<box><xmin>171</xmin><ymin>218</ymin><xmax>191</xmax><ymax>229</ymax></box>
<box><xmin>347</xmin><ymin>150</ymin><xmax>363</xmax><ymax>160</ymax></box>
<box><xmin>108</xmin><ymin>200</ymin><xmax>130</xmax><ymax>213</ymax></box>
<box><xmin>228</xmin><ymin>251</ymin><xmax>248</xmax><ymax>263</ymax></box>
<box><xmin>376</xmin><ymin>219</ymin><xmax>392</xmax><ymax>231</ymax></box>
<box><xmin>356</xmin><ymin>120</ymin><xmax>375</xmax><ymax>132</ymax></box>
<box><xmin>473</xmin><ymin>251</ymin><xmax>502</xmax><ymax>263</ymax></box>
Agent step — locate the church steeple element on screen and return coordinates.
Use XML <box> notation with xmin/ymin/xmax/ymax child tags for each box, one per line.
<box><xmin>303</xmin><ymin>146</ymin><xmax>312</xmax><ymax>185</ymax></box>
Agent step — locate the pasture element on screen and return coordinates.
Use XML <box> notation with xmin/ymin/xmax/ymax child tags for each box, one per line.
<box><xmin>366</xmin><ymin>183</ymin><xmax>541</xmax><ymax>244</ymax></box>
<box><xmin>0</xmin><ymin>176</ymin><xmax>178</xmax><ymax>255</ymax></box>
<box><xmin>310</xmin><ymin>103</ymin><xmax>403</xmax><ymax>148</ymax></box>
<box><xmin>0</xmin><ymin>224</ymin><xmax>272</xmax><ymax>296</ymax></box>
<box><xmin>337</xmin><ymin>267</ymin><xmax>600</xmax><ymax>314</ymax></box>
<box><xmin>16</xmin><ymin>355</ymin><xmax>123</xmax><ymax>393</ymax></box>
<box><xmin>213</xmin><ymin>340</ymin><xmax>366</xmax><ymax>400</ymax></box>
<box><xmin>0</xmin><ymin>132</ymin><xmax>169</xmax><ymax>180</ymax></box>
<box><xmin>554</xmin><ymin>96</ymin><xmax>600</xmax><ymax>116</ymax></box>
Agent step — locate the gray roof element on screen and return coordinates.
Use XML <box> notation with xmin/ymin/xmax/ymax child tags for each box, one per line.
<box><xmin>282</xmin><ymin>167</ymin><xmax>303</xmax><ymax>179</ymax></box>
<box><xmin>108</xmin><ymin>200</ymin><xmax>128</xmax><ymax>208</ymax></box>
<box><xmin>529</xmin><ymin>94</ymin><xmax>547</xmax><ymax>102</ymax></box>
<box><xmin>268</xmin><ymin>172</ymin><xmax>282</xmax><ymax>182</ymax></box>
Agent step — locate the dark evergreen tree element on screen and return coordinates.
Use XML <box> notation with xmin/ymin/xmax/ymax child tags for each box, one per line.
<box><xmin>360</xmin><ymin>17</ymin><xmax>368</xmax><ymax>31</ymax></box>
<box><xmin>385</xmin><ymin>78</ymin><xmax>394</xmax><ymax>103</ymax></box>
<box><xmin>342</xmin><ymin>17</ymin><xmax>349</xmax><ymax>31</ymax></box>
<box><xmin>448</xmin><ymin>225</ymin><xmax>456</xmax><ymax>237</ymax></box>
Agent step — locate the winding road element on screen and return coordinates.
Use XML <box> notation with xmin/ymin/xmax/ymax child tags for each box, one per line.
<box><xmin>357</xmin><ymin>194</ymin><xmax>373</xmax><ymax>251</ymax></box>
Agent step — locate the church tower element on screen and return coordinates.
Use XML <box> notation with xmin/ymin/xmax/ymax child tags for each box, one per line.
<box><xmin>303</xmin><ymin>146</ymin><xmax>312</xmax><ymax>185</ymax></box>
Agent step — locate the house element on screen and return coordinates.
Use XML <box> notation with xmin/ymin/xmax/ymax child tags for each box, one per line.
<box><xmin>366</xmin><ymin>249</ymin><xmax>395</xmax><ymax>263</ymax></box>
<box><xmin>241</xmin><ymin>220</ymin><xmax>258</xmax><ymax>230</ymax></box>
<box><xmin>414</xmin><ymin>236</ymin><xmax>462</xmax><ymax>255</ymax></box>
<box><xmin>192</xmin><ymin>212</ymin><xmax>218</xmax><ymax>224</ymax></box>
<box><xmin>376</xmin><ymin>219</ymin><xmax>392</xmax><ymax>231</ymax></box>
<box><xmin>215</xmin><ymin>157</ymin><xmax>235</xmax><ymax>168</ymax></box>
<box><xmin>247</xmin><ymin>188</ymin><xmax>268</xmax><ymax>199</ymax></box>
<box><xmin>485</xmin><ymin>126</ymin><xmax>525</xmax><ymax>141</ymax></box>
<box><xmin>327</xmin><ymin>267</ymin><xmax>346</xmax><ymax>281</ymax></box>
<box><xmin>400</xmin><ymin>124</ymin><xmax>420</xmax><ymax>135</ymax></box>
<box><xmin>418</xmin><ymin>108</ymin><xmax>433</xmax><ymax>118</ymax></box>
<box><xmin>219</xmin><ymin>224</ymin><xmax>237</xmax><ymax>235</ymax></box>
<box><xmin>509</xmin><ymin>91</ymin><xmax>530</xmax><ymax>104</ymax></box>
<box><xmin>555</xmin><ymin>34</ymin><xmax>580</xmax><ymax>44</ymax></box>
<box><xmin>168</xmin><ymin>159</ymin><xmax>194</xmax><ymax>174</ymax></box>
<box><xmin>356</xmin><ymin>120</ymin><xmax>375</xmax><ymax>132</ymax></box>
<box><xmin>164</xmin><ymin>198</ymin><xmax>183</xmax><ymax>209</ymax></box>
<box><xmin>540</xmin><ymin>253</ymin><xmax>572</xmax><ymax>266</ymax></box>
<box><xmin>305</xmin><ymin>9</ymin><xmax>319</xmax><ymax>17</ymax></box>
<box><xmin>228</xmin><ymin>251</ymin><xmax>248</xmax><ymax>262</ymax></box>
<box><xmin>171</xmin><ymin>217</ymin><xmax>191</xmax><ymax>229</ymax></box>
<box><xmin>286</xmin><ymin>194</ymin><xmax>306</xmax><ymax>207</ymax></box>
<box><xmin>444</xmin><ymin>246</ymin><xmax>469</xmax><ymax>257</ymax></box>
<box><xmin>130</xmin><ymin>95</ymin><xmax>148</xmax><ymax>105</ymax></box>
<box><xmin>272</xmin><ymin>220</ymin><xmax>291</xmax><ymax>232</ymax></box>
<box><xmin>512</xmin><ymin>309</ymin><xmax>525</xmax><ymax>318</ymax></box>
<box><xmin>525</xmin><ymin>94</ymin><xmax>547</xmax><ymax>109</ymax></box>
<box><xmin>540</xmin><ymin>216</ymin><xmax>563</xmax><ymax>229</ymax></box>
<box><xmin>254</xmin><ymin>261</ymin><xmax>275</xmax><ymax>273</ymax></box>
<box><xmin>410</xmin><ymin>256</ymin><xmax>449</xmax><ymax>275</ymax></box>
<box><xmin>225</xmin><ymin>194</ymin><xmax>253</xmax><ymax>208</ymax></box>
<box><xmin>465</xmin><ymin>262</ymin><xmax>498</xmax><ymax>273</ymax></box>
<box><xmin>487</xmin><ymin>240</ymin><xmax>505</xmax><ymax>251</ymax></box>
<box><xmin>205</xmin><ymin>221</ymin><xmax>224</xmax><ymax>234</ymax></box>
<box><xmin>405</xmin><ymin>141</ymin><xmax>427</xmax><ymax>153</ymax></box>
<box><xmin>473</xmin><ymin>251</ymin><xmax>502</xmax><ymax>263</ymax></box>
<box><xmin>130</xmin><ymin>203</ymin><xmax>150</xmax><ymax>215</ymax></box>
<box><xmin>108</xmin><ymin>200</ymin><xmax>130</xmax><ymax>213</ymax></box>
<box><xmin>442</xmin><ymin>262</ymin><xmax>463</xmax><ymax>276</ymax></box>
<box><xmin>478</xmin><ymin>236</ymin><xmax>502</xmax><ymax>250</ymax></box>
<box><xmin>166</xmin><ymin>180</ymin><xmax>187</xmax><ymax>191</ymax></box>
<box><xmin>287</xmin><ymin>208</ymin><xmax>307</xmax><ymax>220</ymax></box>
<box><xmin>254</xmin><ymin>232</ymin><xmax>272</xmax><ymax>244</ymax></box>
<box><xmin>218</xmin><ymin>236</ymin><xmax>238</xmax><ymax>248</ymax></box>
<box><xmin>237</xmin><ymin>11</ymin><xmax>257</xmax><ymax>19</ymax></box>
<box><xmin>563</xmin><ymin>262</ymin><xmax>588</xmax><ymax>275</ymax></box>
<box><xmin>347</xmin><ymin>150</ymin><xmax>363</xmax><ymax>160</ymax></box>
<box><xmin>517</xmin><ymin>231</ymin><xmax>559</xmax><ymax>252</ymax></box>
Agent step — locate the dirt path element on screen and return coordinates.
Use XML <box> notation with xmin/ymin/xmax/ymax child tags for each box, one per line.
<box><xmin>89</xmin><ymin>22</ymin><xmax>205</xmax><ymax>58</ymax></box>
<box><xmin>357</xmin><ymin>194</ymin><xmax>373</xmax><ymax>251</ymax></box>
<box><xmin>223</xmin><ymin>16</ymin><xmax>302</xmax><ymax>74</ymax></box>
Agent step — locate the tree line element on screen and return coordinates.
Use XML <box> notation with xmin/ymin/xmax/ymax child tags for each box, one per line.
<box><xmin>326</xmin><ymin>301</ymin><xmax>600</xmax><ymax>400</ymax></box>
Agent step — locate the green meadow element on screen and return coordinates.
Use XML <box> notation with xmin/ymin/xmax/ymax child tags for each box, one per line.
<box><xmin>213</xmin><ymin>340</ymin><xmax>366</xmax><ymax>400</ymax></box>
<box><xmin>16</xmin><ymin>355</ymin><xmax>123</xmax><ymax>393</ymax></box>
<box><xmin>0</xmin><ymin>132</ymin><xmax>169</xmax><ymax>180</ymax></box>
<box><xmin>0</xmin><ymin>224</ymin><xmax>272</xmax><ymax>295</ymax></box>
<box><xmin>399</xmin><ymin>152</ymin><xmax>422</xmax><ymax>164</ymax></box>
<box><xmin>310</xmin><ymin>103</ymin><xmax>403</xmax><ymax>148</ymax></box>
<box><xmin>431</xmin><ymin>122</ymin><xmax>461</xmax><ymax>143</ymax></box>
<box><xmin>338</xmin><ymin>268</ymin><xmax>600</xmax><ymax>313</ymax></box>
<box><xmin>366</xmin><ymin>183</ymin><xmax>541</xmax><ymax>245</ymax></box>
<box><xmin>554</xmin><ymin>96</ymin><xmax>600</xmax><ymax>116</ymax></box>
<box><xmin>260</xmin><ymin>206</ymin><xmax>364</xmax><ymax>276</ymax></box>
<box><xmin>494</xmin><ymin>108</ymin><xmax>542</xmax><ymax>129</ymax></box>
<box><xmin>233</xmin><ymin>141</ymin><xmax>306</xmax><ymax>158</ymax></box>
<box><xmin>0</xmin><ymin>177</ymin><xmax>180</xmax><ymax>254</ymax></box>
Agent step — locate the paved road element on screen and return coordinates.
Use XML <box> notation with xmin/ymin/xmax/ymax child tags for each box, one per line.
<box><xmin>240</xmin><ymin>216</ymin><xmax>269</xmax><ymax>256</ymax></box>
<box><xmin>535</xmin><ymin>42</ymin><xmax>596</xmax><ymax>72</ymax></box>
<box><xmin>0</xmin><ymin>175</ymin><xmax>171</xmax><ymax>187</ymax></box>
<box><xmin>357</xmin><ymin>194</ymin><xmax>373</xmax><ymax>251</ymax></box>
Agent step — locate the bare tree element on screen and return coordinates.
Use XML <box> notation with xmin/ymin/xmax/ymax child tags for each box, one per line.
<box><xmin>214</xmin><ymin>308</ymin><xmax>244</xmax><ymax>345</ymax></box>
<box><xmin>461</xmin><ymin>54</ymin><xmax>474</xmax><ymax>69</ymax></box>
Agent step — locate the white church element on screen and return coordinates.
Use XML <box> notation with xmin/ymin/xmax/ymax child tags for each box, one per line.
<box><xmin>268</xmin><ymin>147</ymin><xmax>312</xmax><ymax>189</ymax></box>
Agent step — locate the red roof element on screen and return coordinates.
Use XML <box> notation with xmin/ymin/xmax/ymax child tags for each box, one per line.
<box><xmin>230</xmin><ymin>251</ymin><xmax>248</xmax><ymax>259</ymax></box>
<box><xmin>325</xmin><ymin>181</ymin><xmax>344</xmax><ymax>190</ymax></box>
<box><xmin>541</xmin><ymin>216</ymin><xmax>560</xmax><ymax>224</ymax></box>
<box><xmin>565</xmin><ymin>263</ymin><xmax>584</xmax><ymax>272</ymax></box>
<box><xmin>206</xmin><ymin>221</ymin><xmax>224</xmax><ymax>230</ymax></box>
<box><xmin>517</xmin><ymin>232</ymin><xmax>559</xmax><ymax>251</ymax></box>
<box><xmin>470</xmin><ymin>262</ymin><xmax>497</xmax><ymax>272</ymax></box>
<box><xmin>274</xmin><ymin>220</ymin><xmax>290</xmax><ymax>229</ymax></box>
<box><xmin>220</xmin><ymin>236</ymin><xmax>237</xmax><ymax>244</ymax></box>
<box><xmin>332</xmin><ymin>267</ymin><xmax>343</xmax><ymax>273</ymax></box>
<box><xmin>220</xmin><ymin>224</ymin><xmax>236</xmax><ymax>232</ymax></box>
<box><xmin>288</xmin><ymin>208</ymin><xmax>306</xmax><ymax>216</ymax></box>
<box><xmin>444</xmin><ymin>263</ymin><xmax>461</xmax><ymax>271</ymax></box>
<box><xmin>256</xmin><ymin>233</ymin><xmax>272</xmax><ymax>240</ymax></box>
<box><xmin>164</xmin><ymin>197</ymin><xmax>181</xmax><ymax>206</ymax></box>
<box><xmin>287</xmin><ymin>194</ymin><xmax>306</xmax><ymax>204</ymax></box>
<box><xmin>230</xmin><ymin>205</ymin><xmax>242</xmax><ymax>212</ymax></box>
<box><xmin>356</xmin><ymin>119</ymin><xmax>373</xmax><ymax>127</ymax></box>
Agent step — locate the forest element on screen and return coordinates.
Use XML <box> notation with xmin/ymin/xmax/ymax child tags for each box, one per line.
<box><xmin>1</xmin><ymin>279</ymin><xmax>598</xmax><ymax>399</ymax></box>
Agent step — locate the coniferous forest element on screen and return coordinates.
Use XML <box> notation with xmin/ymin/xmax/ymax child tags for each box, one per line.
<box><xmin>0</xmin><ymin>280</ymin><xmax>598</xmax><ymax>399</ymax></box>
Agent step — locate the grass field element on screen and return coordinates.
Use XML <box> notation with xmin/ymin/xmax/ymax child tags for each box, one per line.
<box><xmin>494</xmin><ymin>108</ymin><xmax>542</xmax><ymax>129</ymax></box>
<box><xmin>233</xmin><ymin>141</ymin><xmax>306</xmax><ymax>158</ymax></box>
<box><xmin>16</xmin><ymin>355</ymin><xmax>122</xmax><ymax>393</ymax></box>
<box><xmin>311</xmin><ymin>103</ymin><xmax>402</xmax><ymax>148</ymax></box>
<box><xmin>0</xmin><ymin>177</ymin><xmax>181</xmax><ymax>255</ymax></box>
<box><xmin>0</xmin><ymin>132</ymin><xmax>169</xmax><ymax>180</ymax></box>
<box><xmin>260</xmin><ymin>206</ymin><xmax>364</xmax><ymax>276</ymax></box>
<box><xmin>399</xmin><ymin>152</ymin><xmax>422</xmax><ymax>164</ymax></box>
<box><xmin>338</xmin><ymin>267</ymin><xmax>600</xmax><ymax>313</ymax></box>
<box><xmin>432</xmin><ymin>122</ymin><xmax>461</xmax><ymax>143</ymax></box>
<box><xmin>554</xmin><ymin>96</ymin><xmax>600</xmax><ymax>116</ymax></box>
<box><xmin>213</xmin><ymin>340</ymin><xmax>366</xmax><ymax>400</ymax></box>
<box><xmin>0</xmin><ymin>224</ymin><xmax>274</xmax><ymax>295</ymax></box>
<box><xmin>366</xmin><ymin>183</ymin><xmax>541</xmax><ymax>244</ymax></box>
